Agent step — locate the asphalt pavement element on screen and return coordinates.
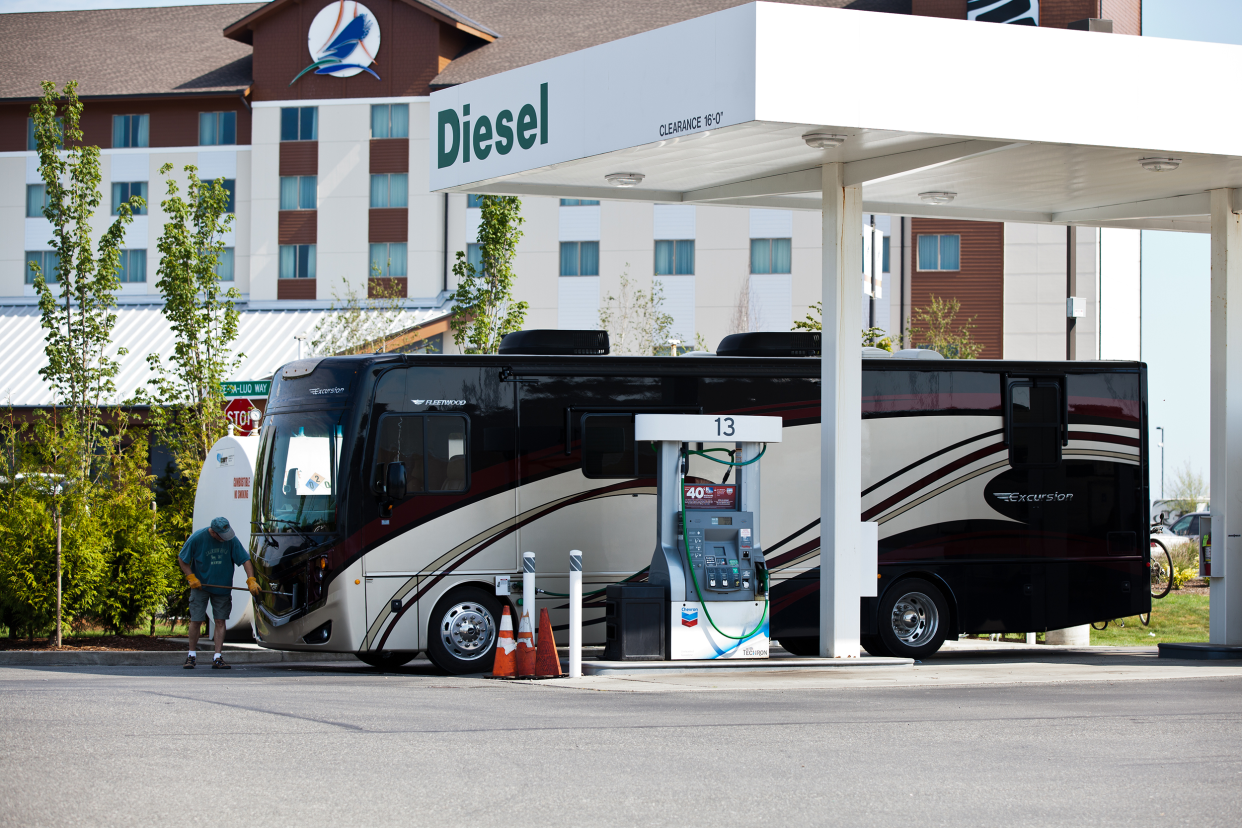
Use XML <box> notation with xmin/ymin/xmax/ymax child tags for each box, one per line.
<box><xmin>1</xmin><ymin>653</ymin><xmax>1240</xmax><ymax>828</ymax></box>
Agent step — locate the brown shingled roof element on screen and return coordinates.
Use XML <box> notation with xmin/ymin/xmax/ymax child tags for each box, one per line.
<box><xmin>431</xmin><ymin>0</ymin><xmax>911</xmax><ymax>87</ymax></box>
<box><xmin>0</xmin><ymin>3</ymin><xmax>264</xmax><ymax>101</ymax></box>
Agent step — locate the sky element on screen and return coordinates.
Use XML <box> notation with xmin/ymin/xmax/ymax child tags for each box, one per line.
<box><xmin>2</xmin><ymin>0</ymin><xmax>1240</xmax><ymax>499</ymax></box>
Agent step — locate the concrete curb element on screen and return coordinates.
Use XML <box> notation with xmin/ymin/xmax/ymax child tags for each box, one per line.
<box><xmin>582</xmin><ymin>656</ymin><xmax>913</xmax><ymax>676</ymax></box>
<box><xmin>0</xmin><ymin>650</ymin><xmax>351</xmax><ymax>667</ymax></box>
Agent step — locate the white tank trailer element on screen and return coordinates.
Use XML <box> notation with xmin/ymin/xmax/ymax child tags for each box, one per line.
<box><xmin>193</xmin><ymin>435</ymin><xmax>261</xmax><ymax>636</ymax></box>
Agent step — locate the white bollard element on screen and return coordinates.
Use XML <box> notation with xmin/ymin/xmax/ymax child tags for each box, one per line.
<box><xmin>523</xmin><ymin>551</ymin><xmax>536</xmax><ymax>640</ymax></box>
<box><xmin>1026</xmin><ymin>632</ymin><xmax>1036</xmax><ymax>645</ymax></box>
<box><xmin>569</xmin><ymin>549</ymin><xmax>583</xmax><ymax>678</ymax></box>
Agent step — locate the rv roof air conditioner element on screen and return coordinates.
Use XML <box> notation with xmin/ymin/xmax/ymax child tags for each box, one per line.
<box><xmin>716</xmin><ymin>332</ymin><xmax>821</xmax><ymax>357</ymax></box>
<box><xmin>498</xmin><ymin>329</ymin><xmax>610</xmax><ymax>356</ymax></box>
<box><xmin>892</xmin><ymin>348</ymin><xmax>945</xmax><ymax>360</ymax></box>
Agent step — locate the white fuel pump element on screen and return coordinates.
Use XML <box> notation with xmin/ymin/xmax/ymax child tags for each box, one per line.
<box><xmin>637</xmin><ymin>414</ymin><xmax>783</xmax><ymax>660</ymax></box>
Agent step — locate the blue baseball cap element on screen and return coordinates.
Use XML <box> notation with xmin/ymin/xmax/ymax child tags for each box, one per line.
<box><xmin>210</xmin><ymin>517</ymin><xmax>236</xmax><ymax>541</ymax></box>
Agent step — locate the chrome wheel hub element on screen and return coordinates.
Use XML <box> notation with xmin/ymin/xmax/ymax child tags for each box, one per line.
<box><xmin>440</xmin><ymin>602</ymin><xmax>495</xmax><ymax>661</ymax></box>
<box><xmin>890</xmin><ymin>592</ymin><xmax>939</xmax><ymax>646</ymax></box>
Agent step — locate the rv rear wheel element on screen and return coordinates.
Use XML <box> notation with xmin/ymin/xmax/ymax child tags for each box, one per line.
<box><xmin>426</xmin><ymin>587</ymin><xmax>501</xmax><ymax>675</ymax></box>
<box><xmin>876</xmin><ymin>578</ymin><xmax>949</xmax><ymax>659</ymax></box>
<box><xmin>355</xmin><ymin>650</ymin><xmax>418</xmax><ymax>670</ymax></box>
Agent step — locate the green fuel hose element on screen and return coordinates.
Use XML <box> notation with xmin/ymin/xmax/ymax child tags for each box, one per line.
<box><xmin>680</xmin><ymin>445</ymin><xmax>769</xmax><ymax>642</ymax></box>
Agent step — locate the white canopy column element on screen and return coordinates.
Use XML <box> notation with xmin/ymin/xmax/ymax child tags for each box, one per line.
<box><xmin>1210</xmin><ymin>188</ymin><xmax>1242</xmax><ymax>645</ymax></box>
<box><xmin>819</xmin><ymin>163</ymin><xmax>863</xmax><ymax>657</ymax></box>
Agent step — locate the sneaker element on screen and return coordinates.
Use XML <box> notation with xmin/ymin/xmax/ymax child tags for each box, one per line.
<box><xmin>211</xmin><ymin>657</ymin><xmax>231</xmax><ymax>670</ymax></box>
<box><xmin>183</xmin><ymin>655</ymin><xmax>196</xmax><ymax>669</ymax></box>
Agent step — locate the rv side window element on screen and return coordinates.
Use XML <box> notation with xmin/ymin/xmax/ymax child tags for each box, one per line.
<box><xmin>372</xmin><ymin>414</ymin><xmax>468</xmax><ymax>496</ymax></box>
<box><xmin>581</xmin><ymin>414</ymin><xmax>657</xmax><ymax>478</ymax></box>
<box><xmin>1007</xmin><ymin>381</ymin><xmax>1063</xmax><ymax>467</ymax></box>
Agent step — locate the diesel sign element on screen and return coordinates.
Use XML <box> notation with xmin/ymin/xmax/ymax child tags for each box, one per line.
<box><xmin>437</xmin><ymin>83</ymin><xmax>548</xmax><ymax>169</ymax></box>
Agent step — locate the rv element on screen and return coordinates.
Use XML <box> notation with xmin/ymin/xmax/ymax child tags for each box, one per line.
<box><xmin>248</xmin><ymin>333</ymin><xmax>1150</xmax><ymax>672</ymax></box>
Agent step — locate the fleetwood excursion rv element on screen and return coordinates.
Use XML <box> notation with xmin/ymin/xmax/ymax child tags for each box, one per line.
<box><xmin>248</xmin><ymin>331</ymin><xmax>1150</xmax><ymax>672</ymax></box>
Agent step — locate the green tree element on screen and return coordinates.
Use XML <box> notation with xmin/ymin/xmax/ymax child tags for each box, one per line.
<box><xmin>791</xmin><ymin>302</ymin><xmax>895</xmax><ymax>351</ymax></box>
<box><xmin>450</xmin><ymin>195</ymin><xmax>528</xmax><ymax>354</ymax></box>
<box><xmin>27</xmin><ymin>81</ymin><xmax>142</xmax><ymax>646</ymax></box>
<box><xmin>141</xmin><ymin>163</ymin><xmax>242</xmax><ymax>551</ymax></box>
<box><xmin>1167</xmin><ymin>461</ymin><xmax>1208</xmax><ymax>518</ymax></box>
<box><xmin>599</xmin><ymin>267</ymin><xmax>675</xmax><ymax>356</ymax></box>
<box><xmin>908</xmin><ymin>294</ymin><xmax>982</xmax><ymax>359</ymax></box>
<box><xmin>311</xmin><ymin>268</ymin><xmax>408</xmax><ymax>355</ymax></box>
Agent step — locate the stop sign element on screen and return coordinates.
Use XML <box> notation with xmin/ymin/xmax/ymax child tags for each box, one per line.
<box><xmin>225</xmin><ymin>398</ymin><xmax>260</xmax><ymax>436</ymax></box>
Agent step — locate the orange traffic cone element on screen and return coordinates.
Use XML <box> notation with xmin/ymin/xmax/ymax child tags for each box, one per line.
<box><xmin>491</xmin><ymin>605</ymin><xmax>516</xmax><ymax>678</ymax></box>
<box><xmin>516</xmin><ymin>610</ymin><xmax>536</xmax><ymax>677</ymax></box>
<box><xmin>534</xmin><ymin>607</ymin><xmax>562</xmax><ymax>678</ymax></box>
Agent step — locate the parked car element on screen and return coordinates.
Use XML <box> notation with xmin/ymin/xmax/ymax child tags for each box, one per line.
<box><xmin>1151</xmin><ymin>510</ymin><xmax>1208</xmax><ymax>553</ymax></box>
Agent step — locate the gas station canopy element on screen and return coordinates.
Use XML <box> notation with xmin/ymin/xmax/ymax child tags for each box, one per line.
<box><xmin>430</xmin><ymin>2</ymin><xmax>1242</xmax><ymax>234</ymax></box>
<box><xmin>431</xmin><ymin>2</ymin><xmax>1242</xmax><ymax>652</ymax></box>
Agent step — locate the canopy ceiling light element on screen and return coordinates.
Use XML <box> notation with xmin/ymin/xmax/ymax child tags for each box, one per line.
<box><xmin>919</xmin><ymin>191</ymin><xmax>957</xmax><ymax>205</ymax></box>
<box><xmin>605</xmin><ymin>172</ymin><xmax>645</xmax><ymax>187</ymax></box>
<box><xmin>802</xmin><ymin>131</ymin><xmax>847</xmax><ymax>149</ymax></box>
<box><xmin>1139</xmin><ymin>156</ymin><xmax>1181</xmax><ymax>172</ymax></box>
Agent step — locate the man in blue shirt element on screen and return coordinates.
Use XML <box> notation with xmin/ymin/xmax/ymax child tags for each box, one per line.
<box><xmin>178</xmin><ymin>517</ymin><xmax>260</xmax><ymax>670</ymax></box>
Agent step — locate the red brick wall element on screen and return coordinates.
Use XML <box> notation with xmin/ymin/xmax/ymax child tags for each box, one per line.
<box><xmin>279</xmin><ymin>142</ymin><xmax>318</xmax><ymax>176</ymax></box>
<box><xmin>911</xmin><ymin>0</ymin><xmax>966</xmax><ymax>19</ymax></box>
<box><xmin>910</xmin><ymin>218</ymin><xmax>1004</xmax><ymax>358</ymax></box>
<box><xmin>247</xmin><ymin>0</ymin><xmax>445</xmax><ymax>102</ymax></box>
<box><xmin>370</xmin><ymin>138</ymin><xmax>408</xmax><ymax>173</ymax></box>
<box><xmin>278</xmin><ymin>211</ymin><xmax>317</xmax><ymax>244</ymax></box>
<box><xmin>0</xmin><ymin>96</ymin><xmax>250</xmax><ymax>152</ymax></box>
<box><xmin>369</xmin><ymin>208</ymin><xmax>408</xmax><ymax>242</ymax></box>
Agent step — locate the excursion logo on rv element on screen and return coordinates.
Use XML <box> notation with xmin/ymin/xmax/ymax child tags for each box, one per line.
<box><xmin>994</xmin><ymin>492</ymin><xmax>1075</xmax><ymax>503</ymax></box>
<box><xmin>437</xmin><ymin>83</ymin><xmax>549</xmax><ymax>169</ymax></box>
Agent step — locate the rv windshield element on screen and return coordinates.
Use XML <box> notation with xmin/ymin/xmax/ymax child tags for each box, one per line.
<box><xmin>255</xmin><ymin>411</ymin><xmax>345</xmax><ymax>533</ymax></box>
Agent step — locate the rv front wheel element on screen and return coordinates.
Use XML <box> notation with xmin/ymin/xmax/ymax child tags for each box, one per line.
<box><xmin>426</xmin><ymin>587</ymin><xmax>501</xmax><ymax>675</ymax></box>
<box><xmin>877</xmin><ymin>578</ymin><xmax>948</xmax><ymax>659</ymax></box>
<box><xmin>355</xmin><ymin>650</ymin><xmax>418</xmax><ymax>670</ymax></box>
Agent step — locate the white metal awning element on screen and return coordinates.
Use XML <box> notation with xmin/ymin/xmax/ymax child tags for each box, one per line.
<box><xmin>429</xmin><ymin>2</ymin><xmax>1242</xmax><ymax>233</ymax></box>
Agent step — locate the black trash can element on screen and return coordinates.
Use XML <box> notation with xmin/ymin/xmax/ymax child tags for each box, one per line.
<box><xmin>603</xmin><ymin>584</ymin><xmax>667</xmax><ymax>661</ymax></box>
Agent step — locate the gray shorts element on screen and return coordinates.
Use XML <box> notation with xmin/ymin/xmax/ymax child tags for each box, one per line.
<box><xmin>189</xmin><ymin>589</ymin><xmax>232</xmax><ymax>623</ymax></box>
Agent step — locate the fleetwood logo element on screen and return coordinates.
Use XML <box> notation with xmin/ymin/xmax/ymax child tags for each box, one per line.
<box><xmin>681</xmin><ymin>606</ymin><xmax>699</xmax><ymax>628</ymax></box>
<box><xmin>411</xmin><ymin>399</ymin><xmax>466</xmax><ymax>406</ymax></box>
<box><xmin>292</xmin><ymin>1</ymin><xmax>381</xmax><ymax>85</ymax></box>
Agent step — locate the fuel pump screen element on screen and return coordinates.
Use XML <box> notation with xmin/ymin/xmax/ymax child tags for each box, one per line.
<box><xmin>684</xmin><ymin>484</ymin><xmax>737</xmax><ymax>510</ymax></box>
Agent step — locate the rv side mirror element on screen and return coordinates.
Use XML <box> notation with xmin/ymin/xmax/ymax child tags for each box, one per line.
<box><xmin>386</xmin><ymin>462</ymin><xmax>407</xmax><ymax>501</ymax></box>
<box><xmin>284</xmin><ymin>468</ymin><xmax>298</xmax><ymax>496</ymax></box>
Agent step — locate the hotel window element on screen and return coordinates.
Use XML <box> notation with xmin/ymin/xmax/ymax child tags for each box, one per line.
<box><xmin>654</xmin><ymin>240</ymin><xmax>694</xmax><ymax>276</ymax></box>
<box><xmin>280</xmin><ymin>176</ymin><xmax>317</xmax><ymax>210</ymax></box>
<box><xmin>917</xmin><ymin>234</ymin><xmax>960</xmax><ymax>272</ymax></box>
<box><xmin>560</xmin><ymin>199</ymin><xmax>600</xmax><ymax>206</ymax></box>
<box><xmin>371</xmin><ymin>104</ymin><xmax>409</xmax><ymax>139</ymax></box>
<box><xmin>214</xmin><ymin>248</ymin><xmax>235</xmax><ymax>282</ymax></box>
<box><xmin>280</xmin><ymin>107</ymin><xmax>318</xmax><ymax>141</ymax></box>
<box><xmin>221</xmin><ymin>179</ymin><xmax>236</xmax><ymax>213</ymax></box>
<box><xmin>112</xmin><ymin>181</ymin><xmax>148</xmax><ymax>215</ymax></box>
<box><xmin>26</xmin><ymin>117</ymin><xmax>62</xmax><ymax>151</ymax></box>
<box><xmin>370</xmin><ymin>243</ymin><xmax>408</xmax><ymax>278</ymax></box>
<box><xmin>26</xmin><ymin>184</ymin><xmax>48</xmax><ymax>218</ymax></box>
<box><xmin>749</xmin><ymin>238</ymin><xmax>791</xmax><ymax>274</ymax></box>
<box><xmin>467</xmin><ymin>194</ymin><xmax>484</xmax><ymax>208</ymax></box>
<box><xmin>466</xmin><ymin>243</ymin><xmax>484</xmax><ymax>274</ymax></box>
<box><xmin>117</xmin><ymin>249</ymin><xmax>146</xmax><ymax>283</ymax></box>
<box><xmin>882</xmin><ymin>236</ymin><xmax>891</xmax><ymax>273</ymax></box>
<box><xmin>198</xmin><ymin>111</ymin><xmax>236</xmax><ymax>146</ymax></box>
<box><xmin>560</xmin><ymin>241</ymin><xmax>599</xmax><ymax>277</ymax></box>
<box><xmin>112</xmin><ymin>114</ymin><xmax>149</xmax><ymax>148</ymax></box>
<box><xmin>25</xmin><ymin>250</ymin><xmax>59</xmax><ymax>285</ymax></box>
<box><xmin>370</xmin><ymin>173</ymin><xmax>409</xmax><ymax>208</ymax></box>
<box><xmin>279</xmin><ymin>244</ymin><xmax>316</xmax><ymax>279</ymax></box>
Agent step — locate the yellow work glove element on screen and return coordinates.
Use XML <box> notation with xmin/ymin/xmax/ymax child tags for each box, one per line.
<box><xmin>247</xmin><ymin>577</ymin><xmax>261</xmax><ymax>597</ymax></box>
<box><xmin>187</xmin><ymin>573</ymin><xmax>202</xmax><ymax>590</ymax></box>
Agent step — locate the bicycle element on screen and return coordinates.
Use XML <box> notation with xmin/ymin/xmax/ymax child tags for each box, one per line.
<box><xmin>1091</xmin><ymin>612</ymin><xmax>1150</xmax><ymax>631</ymax></box>
<box><xmin>1149</xmin><ymin>537</ymin><xmax>1173</xmax><ymax>599</ymax></box>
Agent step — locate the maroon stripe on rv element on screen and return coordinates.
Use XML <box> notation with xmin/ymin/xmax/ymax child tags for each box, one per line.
<box><xmin>861</xmin><ymin>443</ymin><xmax>1008</xmax><ymax>522</ymax></box>
<box><xmin>863</xmin><ymin>392</ymin><xmax>1001</xmax><ymax>415</ymax></box>
<box><xmin>1069</xmin><ymin>397</ymin><xmax>1140</xmax><ymax>422</ymax></box>
<box><xmin>374</xmin><ymin>479</ymin><xmax>647</xmax><ymax>650</ymax></box>
<box><xmin>1067</xmin><ymin>430</ymin><xmax>1140</xmax><ymax>448</ymax></box>
<box><xmin>766</xmin><ymin>537</ymin><xmax>821</xmax><ymax>570</ymax></box>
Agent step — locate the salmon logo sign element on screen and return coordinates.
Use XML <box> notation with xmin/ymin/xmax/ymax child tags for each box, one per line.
<box><xmin>291</xmin><ymin>1</ymin><xmax>381</xmax><ymax>85</ymax></box>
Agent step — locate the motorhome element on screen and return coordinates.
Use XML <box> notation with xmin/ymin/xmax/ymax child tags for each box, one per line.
<box><xmin>247</xmin><ymin>332</ymin><xmax>1150</xmax><ymax>672</ymax></box>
